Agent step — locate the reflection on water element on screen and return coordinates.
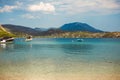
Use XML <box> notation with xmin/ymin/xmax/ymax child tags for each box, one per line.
<box><xmin>0</xmin><ymin>44</ymin><xmax>6</xmax><ymax>49</ymax></box>
<box><xmin>59</xmin><ymin>44</ymin><xmax>94</xmax><ymax>55</ymax></box>
<box><xmin>0</xmin><ymin>38</ymin><xmax>120</xmax><ymax>80</ymax></box>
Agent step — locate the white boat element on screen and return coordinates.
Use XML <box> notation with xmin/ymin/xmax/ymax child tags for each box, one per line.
<box><xmin>0</xmin><ymin>37</ymin><xmax>14</xmax><ymax>44</ymax></box>
<box><xmin>25</xmin><ymin>38</ymin><xmax>32</xmax><ymax>42</ymax></box>
<box><xmin>25</xmin><ymin>36</ymin><xmax>32</xmax><ymax>42</ymax></box>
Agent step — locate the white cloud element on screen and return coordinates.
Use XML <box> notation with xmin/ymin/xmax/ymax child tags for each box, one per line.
<box><xmin>0</xmin><ymin>5</ymin><xmax>18</xmax><ymax>13</ymax></box>
<box><xmin>53</xmin><ymin>0</ymin><xmax>120</xmax><ymax>15</ymax></box>
<box><xmin>9</xmin><ymin>18</ymin><xmax>15</xmax><ymax>21</ymax></box>
<box><xmin>0</xmin><ymin>1</ymin><xmax>22</xmax><ymax>13</ymax></box>
<box><xmin>1</xmin><ymin>0</ymin><xmax>119</xmax><ymax>15</ymax></box>
<box><xmin>27</xmin><ymin>2</ymin><xmax>55</xmax><ymax>13</ymax></box>
<box><xmin>22</xmin><ymin>14</ymin><xmax>35</xmax><ymax>19</ymax></box>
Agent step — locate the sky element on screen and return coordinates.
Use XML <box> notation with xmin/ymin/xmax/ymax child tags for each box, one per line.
<box><xmin>0</xmin><ymin>0</ymin><xmax>120</xmax><ymax>31</ymax></box>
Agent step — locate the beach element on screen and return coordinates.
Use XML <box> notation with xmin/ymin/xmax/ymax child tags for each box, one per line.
<box><xmin>0</xmin><ymin>60</ymin><xmax>120</xmax><ymax>80</ymax></box>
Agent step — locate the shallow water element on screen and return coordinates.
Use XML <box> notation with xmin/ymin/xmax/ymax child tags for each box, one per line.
<box><xmin>0</xmin><ymin>38</ymin><xmax>120</xmax><ymax>80</ymax></box>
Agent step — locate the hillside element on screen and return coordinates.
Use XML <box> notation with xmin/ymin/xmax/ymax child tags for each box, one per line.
<box><xmin>2</xmin><ymin>24</ymin><xmax>41</xmax><ymax>36</ymax></box>
<box><xmin>1</xmin><ymin>22</ymin><xmax>120</xmax><ymax>38</ymax></box>
<box><xmin>60</xmin><ymin>22</ymin><xmax>103</xmax><ymax>32</ymax></box>
<box><xmin>48</xmin><ymin>32</ymin><xmax>120</xmax><ymax>38</ymax></box>
<box><xmin>1</xmin><ymin>22</ymin><xmax>103</xmax><ymax>36</ymax></box>
<box><xmin>0</xmin><ymin>25</ymin><xmax>15</xmax><ymax>37</ymax></box>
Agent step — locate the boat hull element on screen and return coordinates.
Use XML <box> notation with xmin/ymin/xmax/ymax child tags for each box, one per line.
<box><xmin>0</xmin><ymin>41</ymin><xmax>13</xmax><ymax>44</ymax></box>
<box><xmin>25</xmin><ymin>39</ymin><xmax>32</xmax><ymax>42</ymax></box>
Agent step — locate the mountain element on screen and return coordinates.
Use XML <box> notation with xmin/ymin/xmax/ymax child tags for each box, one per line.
<box><xmin>1</xmin><ymin>22</ymin><xmax>103</xmax><ymax>37</ymax></box>
<box><xmin>60</xmin><ymin>22</ymin><xmax>103</xmax><ymax>32</ymax></box>
<box><xmin>34</xmin><ymin>28</ymin><xmax>48</xmax><ymax>31</ymax></box>
<box><xmin>0</xmin><ymin>25</ymin><xmax>7</xmax><ymax>32</ymax></box>
<box><xmin>2</xmin><ymin>24</ymin><xmax>41</xmax><ymax>36</ymax></box>
<box><xmin>0</xmin><ymin>25</ymin><xmax>14</xmax><ymax>37</ymax></box>
<box><xmin>43</xmin><ymin>28</ymin><xmax>64</xmax><ymax>35</ymax></box>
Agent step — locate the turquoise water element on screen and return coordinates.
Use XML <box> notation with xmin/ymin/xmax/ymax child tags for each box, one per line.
<box><xmin>0</xmin><ymin>38</ymin><xmax>120</xmax><ymax>80</ymax></box>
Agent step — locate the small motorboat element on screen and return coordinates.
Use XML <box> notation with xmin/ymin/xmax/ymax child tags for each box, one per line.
<box><xmin>25</xmin><ymin>36</ymin><xmax>32</xmax><ymax>42</ymax></box>
<box><xmin>76</xmin><ymin>39</ymin><xmax>84</xmax><ymax>42</ymax></box>
<box><xmin>0</xmin><ymin>37</ymin><xmax>14</xmax><ymax>44</ymax></box>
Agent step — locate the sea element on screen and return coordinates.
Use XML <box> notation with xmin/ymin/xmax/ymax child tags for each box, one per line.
<box><xmin>0</xmin><ymin>38</ymin><xmax>120</xmax><ymax>80</ymax></box>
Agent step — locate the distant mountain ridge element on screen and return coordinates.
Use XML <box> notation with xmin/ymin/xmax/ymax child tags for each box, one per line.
<box><xmin>34</xmin><ymin>28</ymin><xmax>48</xmax><ymax>31</ymax></box>
<box><xmin>60</xmin><ymin>22</ymin><xmax>103</xmax><ymax>32</ymax></box>
<box><xmin>1</xmin><ymin>22</ymin><xmax>103</xmax><ymax>37</ymax></box>
<box><xmin>2</xmin><ymin>24</ymin><xmax>41</xmax><ymax>36</ymax></box>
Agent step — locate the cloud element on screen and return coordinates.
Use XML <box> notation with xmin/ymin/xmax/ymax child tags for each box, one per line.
<box><xmin>53</xmin><ymin>0</ymin><xmax>120</xmax><ymax>15</ymax></box>
<box><xmin>0</xmin><ymin>5</ymin><xmax>18</xmax><ymax>13</ymax></box>
<box><xmin>1</xmin><ymin>0</ymin><xmax>119</xmax><ymax>15</ymax></box>
<box><xmin>0</xmin><ymin>1</ymin><xmax>22</xmax><ymax>13</ymax></box>
<box><xmin>9</xmin><ymin>18</ymin><xmax>15</xmax><ymax>21</ymax></box>
<box><xmin>27</xmin><ymin>2</ymin><xmax>55</xmax><ymax>13</ymax></box>
<box><xmin>22</xmin><ymin>14</ymin><xmax>35</xmax><ymax>19</ymax></box>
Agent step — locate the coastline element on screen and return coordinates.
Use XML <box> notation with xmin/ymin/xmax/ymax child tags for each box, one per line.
<box><xmin>33</xmin><ymin>32</ymin><xmax>120</xmax><ymax>38</ymax></box>
<box><xmin>0</xmin><ymin>62</ymin><xmax>120</xmax><ymax>80</ymax></box>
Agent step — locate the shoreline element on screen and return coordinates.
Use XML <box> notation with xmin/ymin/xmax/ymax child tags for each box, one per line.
<box><xmin>0</xmin><ymin>73</ymin><xmax>120</xmax><ymax>80</ymax></box>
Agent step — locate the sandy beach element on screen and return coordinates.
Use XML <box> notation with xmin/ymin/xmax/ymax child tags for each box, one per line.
<box><xmin>0</xmin><ymin>73</ymin><xmax>120</xmax><ymax>80</ymax></box>
<box><xmin>0</xmin><ymin>61</ymin><xmax>120</xmax><ymax>80</ymax></box>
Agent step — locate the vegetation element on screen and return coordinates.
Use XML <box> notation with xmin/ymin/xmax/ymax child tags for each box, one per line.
<box><xmin>1</xmin><ymin>24</ymin><xmax>120</xmax><ymax>38</ymax></box>
<box><xmin>38</xmin><ymin>32</ymin><xmax>120</xmax><ymax>38</ymax></box>
<box><xmin>0</xmin><ymin>25</ymin><xmax>15</xmax><ymax>37</ymax></box>
<box><xmin>2</xmin><ymin>24</ymin><xmax>41</xmax><ymax>36</ymax></box>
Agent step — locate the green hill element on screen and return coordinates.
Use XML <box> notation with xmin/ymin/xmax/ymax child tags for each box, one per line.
<box><xmin>2</xmin><ymin>24</ymin><xmax>41</xmax><ymax>36</ymax></box>
<box><xmin>0</xmin><ymin>25</ymin><xmax>15</xmax><ymax>37</ymax></box>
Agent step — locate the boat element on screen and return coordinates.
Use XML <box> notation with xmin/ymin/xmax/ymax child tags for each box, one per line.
<box><xmin>76</xmin><ymin>39</ymin><xmax>84</xmax><ymax>42</ymax></box>
<box><xmin>25</xmin><ymin>36</ymin><xmax>32</xmax><ymax>42</ymax></box>
<box><xmin>0</xmin><ymin>37</ymin><xmax>14</xmax><ymax>44</ymax></box>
